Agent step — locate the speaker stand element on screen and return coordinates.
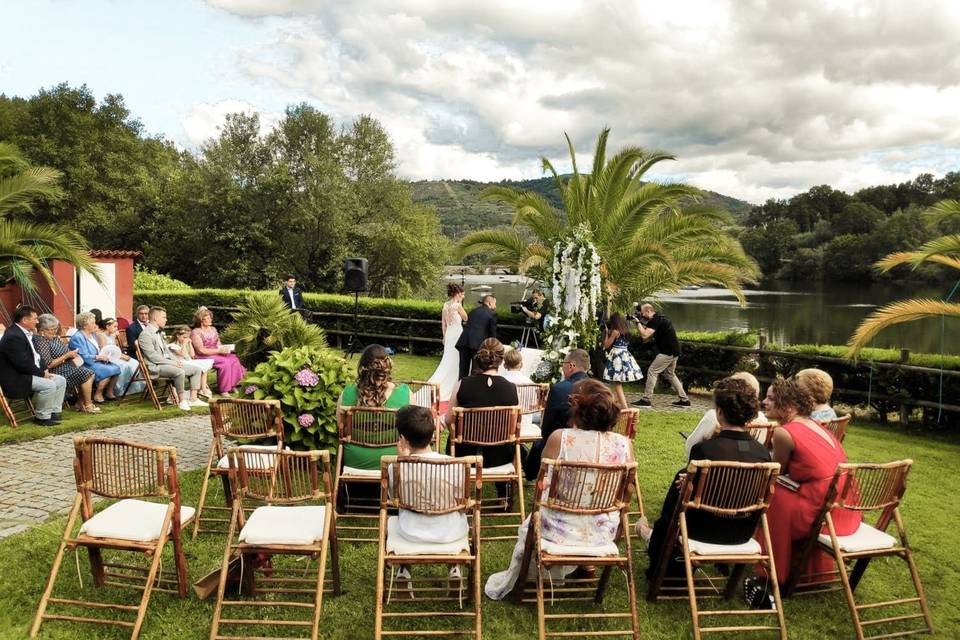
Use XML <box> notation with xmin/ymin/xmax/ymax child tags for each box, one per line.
<box><xmin>344</xmin><ymin>290</ymin><xmax>365</xmax><ymax>358</ymax></box>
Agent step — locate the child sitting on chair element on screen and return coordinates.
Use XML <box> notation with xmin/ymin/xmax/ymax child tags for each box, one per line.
<box><xmin>169</xmin><ymin>325</ymin><xmax>214</xmax><ymax>400</ymax></box>
<box><xmin>392</xmin><ymin>405</ymin><xmax>468</xmax><ymax>586</ymax></box>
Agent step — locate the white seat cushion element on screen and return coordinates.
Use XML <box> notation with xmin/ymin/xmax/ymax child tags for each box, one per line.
<box><xmin>217</xmin><ymin>445</ymin><xmax>281</xmax><ymax>470</ymax></box>
<box><xmin>79</xmin><ymin>499</ymin><xmax>196</xmax><ymax>542</ymax></box>
<box><xmin>520</xmin><ymin>424</ymin><xmax>541</xmax><ymax>439</ymax></box>
<box><xmin>687</xmin><ymin>537</ymin><xmax>762</xmax><ymax>556</ymax></box>
<box><xmin>341</xmin><ymin>465</ymin><xmax>382</xmax><ymax>478</ymax></box>
<box><xmin>541</xmin><ymin>539</ymin><xmax>619</xmax><ymax>557</ymax></box>
<box><xmin>385</xmin><ymin>516</ymin><xmax>469</xmax><ymax>556</ymax></box>
<box><xmin>238</xmin><ymin>505</ymin><xmax>327</xmax><ymax>545</ymax></box>
<box><xmin>818</xmin><ymin>522</ymin><xmax>897</xmax><ymax>553</ymax></box>
<box><xmin>471</xmin><ymin>462</ymin><xmax>517</xmax><ymax>476</ymax></box>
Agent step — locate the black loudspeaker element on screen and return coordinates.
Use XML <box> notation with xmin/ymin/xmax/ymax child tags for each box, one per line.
<box><xmin>344</xmin><ymin>257</ymin><xmax>368</xmax><ymax>292</ymax></box>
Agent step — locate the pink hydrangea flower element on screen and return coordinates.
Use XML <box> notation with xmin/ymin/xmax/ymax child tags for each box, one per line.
<box><xmin>294</xmin><ymin>368</ymin><xmax>320</xmax><ymax>387</ymax></box>
<box><xmin>244</xmin><ymin>385</ymin><xmax>258</xmax><ymax>395</ymax></box>
<box><xmin>298</xmin><ymin>413</ymin><xmax>315</xmax><ymax>427</ymax></box>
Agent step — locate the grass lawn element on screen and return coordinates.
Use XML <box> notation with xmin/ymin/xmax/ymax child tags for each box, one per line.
<box><xmin>1</xmin><ymin>353</ymin><xmax>958</xmax><ymax>638</ymax></box>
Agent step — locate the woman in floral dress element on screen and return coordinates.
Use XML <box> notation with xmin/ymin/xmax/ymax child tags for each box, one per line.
<box><xmin>485</xmin><ymin>379</ymin><xmax>634</xmax><ymax>600</ymax></box>
<box><xmin>603</xmin><ymin>313</ymin><xmax>643</xmax><ymax>409</ymax></box>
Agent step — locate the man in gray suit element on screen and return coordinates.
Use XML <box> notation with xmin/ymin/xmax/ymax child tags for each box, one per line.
<box><xmin>137</xmin><ymin>306</ymin><xmax>204</xmax><ymax>411</ymax></box>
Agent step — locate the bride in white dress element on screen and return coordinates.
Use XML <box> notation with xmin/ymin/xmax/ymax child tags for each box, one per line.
<box><xmin>428</xmin><ymin>284</ymin><xmax>468</xmax><ymax>401</ymax></box>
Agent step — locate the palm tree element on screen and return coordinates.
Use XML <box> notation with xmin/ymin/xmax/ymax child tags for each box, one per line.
<box><xmin>846</xmin><ymin>199</ymin><xmax>960</xmax><ymax>357</ymax></box>
<box><xmin>0</xmin><ymin>143</ymin><xmax>100</xmax><ymax>294</ymax></box>
<box><xmin>456</xmin><ymin>129</ymin><xmax>759</xmax><ymax>310</ymax></box>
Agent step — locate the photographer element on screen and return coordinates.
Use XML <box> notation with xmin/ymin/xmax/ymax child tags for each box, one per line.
<box><xmin>517</xmin><ymin>289</ymin><xmax>550</xmax><ymax>332</ymax></box>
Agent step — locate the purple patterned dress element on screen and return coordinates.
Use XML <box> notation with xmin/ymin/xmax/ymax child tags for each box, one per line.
<box><xmin>191</xmin><ymin>327</ymin><xmax>246</xmax><ymax>394</ymax></box>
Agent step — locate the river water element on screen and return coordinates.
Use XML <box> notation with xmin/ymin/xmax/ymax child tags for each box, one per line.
<box><xmin>443</xmin><ymin>274</ymin><xmax>959</xmax><ymax>355</ymax></box>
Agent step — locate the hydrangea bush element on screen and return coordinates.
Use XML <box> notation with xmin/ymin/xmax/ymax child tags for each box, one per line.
<box><xmin>238</xmin><ymin>345</ymin><xmax>352</xmax><ymax>450</ymax></box>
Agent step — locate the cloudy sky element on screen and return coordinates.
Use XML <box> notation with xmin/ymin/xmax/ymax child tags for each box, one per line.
<box><xmin>4</xmin><ymin>0</ymin><xmax>960</xmax><ymax>203</ymax></box>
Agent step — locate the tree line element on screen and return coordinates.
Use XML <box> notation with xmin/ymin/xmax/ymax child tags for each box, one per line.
<box><xmin>0</xmin><ymin>83</ymin><xmax>449</xmax><ymax>297</ymax></box>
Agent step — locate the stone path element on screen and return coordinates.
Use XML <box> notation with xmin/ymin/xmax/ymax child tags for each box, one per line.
<box><xmin>0</xmin><ymin>414</ymin><xmax>210</xmax><ymax>540</ymax></box>
<box><xmin>0</xmin><ymin>390</ymin><xmax>711</xmax><ymax>541</ymax></box>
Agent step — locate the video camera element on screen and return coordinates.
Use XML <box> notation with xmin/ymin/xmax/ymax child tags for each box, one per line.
<box><xmin>510</xmin><ymin>299</ymin><xmax>533</xmax><ymax>315</ymax></box>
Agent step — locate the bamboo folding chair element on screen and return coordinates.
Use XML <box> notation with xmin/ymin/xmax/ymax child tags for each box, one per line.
<box><xmin>32</xmin><ymin>437</ymin><xmax>193</xmax><ymax>640</ymax></box>
<box><xmin>647</xmin><ymin>460</ymin><xmax>786</xmax><ymax>640</ymax></box>
<box><xmin>210</xmin><ymin>447</ymin><xmax>341</xmax><ymax>640</ymax></box>
<box><xmin>0</xmin><ymin>384</ymin><xmax>34</xmax><ymax>428</ymax></box>
<box><xmin>511</xmin><ymin>459</ymin><xmax>641</xmax><ymax>640</ymax></box>
<box><xmin>747</xmin><ymin>421</ymin><xmax>778</xmax><ymax>448</ymax></box>
<box><xmin>192</xmin><ymin>398</ymin><xmax>284</xmax><ymax>539</ymax></box>
<box><xmin>374</xmin><ymin>455</ymin><xmax>483</xmax><ymax>639</ymax></box>
<box><xmin>400</xmin><ymin>380</ymin><xmax>441</xmax><ymax>415</ymax></box>
<box><xmin>785</xmin><ymin>460</ymin><xmax>932</xmax><ymax>640</ymax></box>
<box><xmin>335</xmin><ymin>406</ymin><xmax>401</xmax><ymax>543</ymax></box>
<box><xmin>610</xmin><ymin>408</ymin><xmax>646</xmax><ymax>541</ymax></box>
<box><xmin>516</xmin><ymin>382</ymin><xmax>549</xmax><ymax>443</ymax></box>
<box><xmin>821</xmin><ymin>415</ymin><xmax>851</xmax><ymax>443</ymax></box>
<box><xmin>118</xmin><ymin>342</ymin><xmax>177</xmax><ymax>410</ymax></box>
<box><xmin>449</xmin><ymin>406</ymin><xmax>524</xmax><ymax>541</ymax></box>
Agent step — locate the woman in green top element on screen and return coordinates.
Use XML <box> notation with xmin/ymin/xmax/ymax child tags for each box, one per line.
<box><xmin>336</xmin><ymin>344</ymin><xmax>410</xmax><ymax>470</ymax></box>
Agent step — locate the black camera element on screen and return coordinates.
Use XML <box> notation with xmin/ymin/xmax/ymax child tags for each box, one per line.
<box><xmin>510</xmin><ymin>300</ymin><xmax>532</xmax><ymax>314</ymax></box>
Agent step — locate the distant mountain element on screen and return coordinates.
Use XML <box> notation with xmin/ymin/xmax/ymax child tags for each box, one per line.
<box><xmin>410</xmin><ymin>176</ymin><xmax>755</xmax><ymax>238</ymax></box>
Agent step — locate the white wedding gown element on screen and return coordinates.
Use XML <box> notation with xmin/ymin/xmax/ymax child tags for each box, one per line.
<box><xmin>428</xmin><ymin>301</ymin><xmax>464</xmax><ymax>401</ymax></box>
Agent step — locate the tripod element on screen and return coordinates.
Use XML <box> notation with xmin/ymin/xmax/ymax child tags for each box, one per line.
<box><xmin>344</xmin><ymin>290</ymin><xmax>365</xmax><ymax>358</ymax></box>
<box><xmin>518</xmin><ymin>322</ymin><xmax>539</xmax><ymax>349</ymax></box>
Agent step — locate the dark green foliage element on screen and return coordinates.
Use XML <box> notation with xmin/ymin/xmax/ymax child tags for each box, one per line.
<box><xmin>219</xmin><ymin>293</ymin><xmax>328</xmax><ymax>368</ymax></box>
<box><xmin>238</xmin><ymin>345</ymin><xmax>351</xmax><ymax>450</ymax></box>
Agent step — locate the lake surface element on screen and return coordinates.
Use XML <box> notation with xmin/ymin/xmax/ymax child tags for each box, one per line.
<box><xmin>444</xmin><ymin>274</ymin><xmax>960</xmax><ymax>355</ymax></box>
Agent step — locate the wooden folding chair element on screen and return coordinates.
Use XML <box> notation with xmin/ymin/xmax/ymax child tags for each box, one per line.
<box><xmin>786</xmin><ymin>460</ymin><xmax>932</xmax><ymax>640</ymax></box>
<box><xmin>118</xmin><ymin>341</ymin><xmax>177</xmax><ymax>410</ymax></box>
<box><xmin>0</xmin><ymin>384</ymin><xmax>34</xmax><ymax>428</ymax></box>
<box><xmin>610</xmin><ymin>408</ymin><xmax>646</xmax><ymax>541</ymax></box>
<box><xmin>511</xmin><ymin>459</ymin><xmax>641</xmax><ymax>640</ymax></box>
<box><xmin>335</xmin><ymin>406</ymin><xmax>400</xmax><ymax>543</ymax></box>
<box><xmin>116</xmin><ymin>330</ymin><xmax>128</xmax><ymax>354</ymax></box>
<box><xmin>192</xmin><ymin>398</ymin><xmax>284</xmax><ymax>539</ymax></box>
<box><xmin>647</xmin><ymin>460</ymin><xmax>786</xmax><ymax>640</ymax></box>
<box><xmin>449</xmin><ymin>406</ymin><xmax>524</xmax><ymax>541</ymax></box>
<box><xmin>31</xmin><ymin>437</ymin><xmax>193</xmax><ymax>640</ymax></box>
<box><xmin>210</xmin><ymin>447</ymin><xmax>341</xmax><ymax>640</ymax></box>
<box><xmin>821</xmin><ymin>415</ymin><xmax>851</xmax><ymax>443</ymax></box>
<box><xmin>747</xmin><ymin>421</ymin><xmax>778</xmax><ymax>448</ymax></box>
<box><xmin>374</xmin><ymin>455</ymin><xmax>483</xmax><ymax>639</ymax></box>
<box><xmin>516</xmin><ymin>382</ymin><xmax>549</xmax><ymax>443</ymax></box>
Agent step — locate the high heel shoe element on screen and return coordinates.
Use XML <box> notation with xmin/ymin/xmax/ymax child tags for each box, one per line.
<box><xmin>76</xmin><ymin>404</ymin><xmax>102</xmax><ymax>414</ymax></box>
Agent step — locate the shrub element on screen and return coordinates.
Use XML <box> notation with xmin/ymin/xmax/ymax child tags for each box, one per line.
<box><xmin>222</xmin><ymin>293</ymin><xmax>328</xmax><ymax>368</ymax></box>
<box><xmin>134</xmin><ymin>266</ymin><xmax>191</xmax><ymax>291</ymax></box>
<box><xmin>239</xmin><ymin>345</ymin><xmax>352</xmax><ymax>450</ymax></box>
<box><xmin>627</xmin><ymin>330</ymin><xmax>757</xmax><ymax>390</ymax></box>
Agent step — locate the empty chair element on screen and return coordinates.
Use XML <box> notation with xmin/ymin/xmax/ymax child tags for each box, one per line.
<box><xmin>515</xmin><ymin>382</ymin><xmax>549</xmax><ymax>443</ymax></box>
<box><xmin>209</xmin><ymin>447</ymin><xmax>341</xmax><ymax>640</ymax></box>
<box><xmin>399</xmin><ymin>379</ymin><xmax>441</xmax><ymax>415</ymax></box>
<box><xmin>449</xmin><ymin>405</ymin><xmax>524</xmax><ymax>541</ymax></box>
<box><xmin>786</xmin><ymin>460</ymin><xmax>933</xmax><ymax>640</ymax></box>
<box><xmin>647</xmin><ymin>460</ymin><xmax>787</xmax><ymax>640</ymax></box>
<box><xmin>511</xmin><ymin>459</ymin><xmax>642</xmax><ymax>640</ymax></box>
<box><xmin>374</xmin><ymin>454</ymin><xmax>483</xmax><ymax>639</ymax></box>
<box><xmin>192</xmin><ymin>398</ymin><xmax>284</xmax><ymax>538</ymax></box>
<box><xmin>32</xmin><ymin>437</ymin><xmax>193</xmax><ymax>640</ymax></box>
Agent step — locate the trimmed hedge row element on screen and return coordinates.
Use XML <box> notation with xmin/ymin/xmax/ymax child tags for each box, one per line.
<box><xmin>135</xmin><ymin>288</ymin><xmax>959</xmax><ymax>427</ymax></box>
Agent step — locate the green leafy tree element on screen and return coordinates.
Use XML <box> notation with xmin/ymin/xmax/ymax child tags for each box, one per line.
<box><xmin>739</xmin><ymin>219</ymin><xmax>799</xmax><ymax>275</ymax></box>
<box><xmin>457</xmin><ymin>128</ymin><xmax>759</xmax><ymax>310</ymax></box>
<box><xmin>0</xmin><ymin>143</ymin><xmax>100</xmax><ymax>295</ymax></box>
<box><xmin>847</xmin><ymin>199</ymin><xmax>960</xmax><ymax>356</ymax></box>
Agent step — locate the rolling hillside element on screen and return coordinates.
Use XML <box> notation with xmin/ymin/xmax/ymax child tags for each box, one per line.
<box><xmin>410</xmin><ymin>176</ymin><xmax>755</xmax><ymax>238</ymax></box>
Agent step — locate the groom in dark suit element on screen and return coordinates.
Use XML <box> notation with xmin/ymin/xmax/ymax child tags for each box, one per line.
<box><xmin>456</xmin><ymin>295</ymin><xmax>498</xmax><ymax>378</ymax></box>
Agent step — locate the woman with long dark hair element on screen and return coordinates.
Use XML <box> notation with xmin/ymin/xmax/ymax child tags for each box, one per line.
<box><xmin>602</xmin><ymin>312</ymin><xmax>643</xmax><ymax>409</ymax></box>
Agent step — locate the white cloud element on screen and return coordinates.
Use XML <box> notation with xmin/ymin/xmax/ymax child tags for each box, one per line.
<box><xmin>181</xmin><ymin>99</ymin><xmax>284</xmax><ymax>147</ymax></box>
<box><xmin>203</xmin><ymin>0</ymin><xmax>960</xmax><ymax>202</ymax></box>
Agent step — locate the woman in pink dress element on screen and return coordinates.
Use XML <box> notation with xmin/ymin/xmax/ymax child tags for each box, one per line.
<box><xmin>759</xmin><ymin>377</ymin><xmax>861</xmax><ymax>586</ymax></box>
<box><xmin>190</xmin><ymin>306</ymin><xmax>246</xmax><ymax>394</ymax></box>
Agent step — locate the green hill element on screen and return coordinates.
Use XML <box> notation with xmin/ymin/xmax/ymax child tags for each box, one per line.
<box><xmin>410</xmin><ymin>176</ymin><xmax>755</xmax><ymax>238</ymax></box>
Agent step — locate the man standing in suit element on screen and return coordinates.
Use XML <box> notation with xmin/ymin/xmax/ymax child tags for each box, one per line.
<box><xmin>137</xmin><ymin>307</ymin><xmax>204</xmax><ymax>412</ymax></box>
<box><xmin>126</xmin><ymin>305</ymin><xmax>151</xmax><ymax>351</ymax></box>
<box><xmin>455</xmin><ymin>295</ymin><xmax>498</xmax><ymax>379</ymax></box>
<box><xmin>523</xmin><ymin>348</ymin><xmax>591</xmax><ymax>479</ymax></box>
<box><xmin>0</xmin><ymin>306</ymin><xmax>66</xmax><ymax>425</ymax></box>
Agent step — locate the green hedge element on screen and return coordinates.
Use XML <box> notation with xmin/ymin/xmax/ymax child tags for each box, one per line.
<box><xmin>135</xmin><ymin>288</ymin><xmax>959</xmax><ymax>427</ymax></box>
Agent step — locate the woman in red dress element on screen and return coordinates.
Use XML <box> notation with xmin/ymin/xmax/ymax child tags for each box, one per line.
<box><xmin>761</xmin><ymin>378</ymin><xmax>861</xmax><ymax>585</ymax></box>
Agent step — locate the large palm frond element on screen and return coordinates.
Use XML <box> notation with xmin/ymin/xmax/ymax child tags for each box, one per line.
<box><xmin>0</xmin><ymin>143</ymin><xmax>64</xmax><ymax>216</ymax></box>
<box><xmin>847</xmin><ymin>299</ymin><xmax>960</xmax><ymax>357</ymax></box>
<box><xmin>456</xmin><ymin>228</ymin><xmax>529</xmax><ymax>267</ymax></box>
<box><xmin>922</xmin><ymin>198</ymin><xmax>960</xmax><ymax>226</ymax></box>
<box><xmin>0</xmin><ymin>220</ymin><xmax>101</xmax><ymax>292</ymax></box>
<box><xmin>874</xmin><ymin>236</ymin><xmax>960</xmax><ymax>273</ymax></box>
